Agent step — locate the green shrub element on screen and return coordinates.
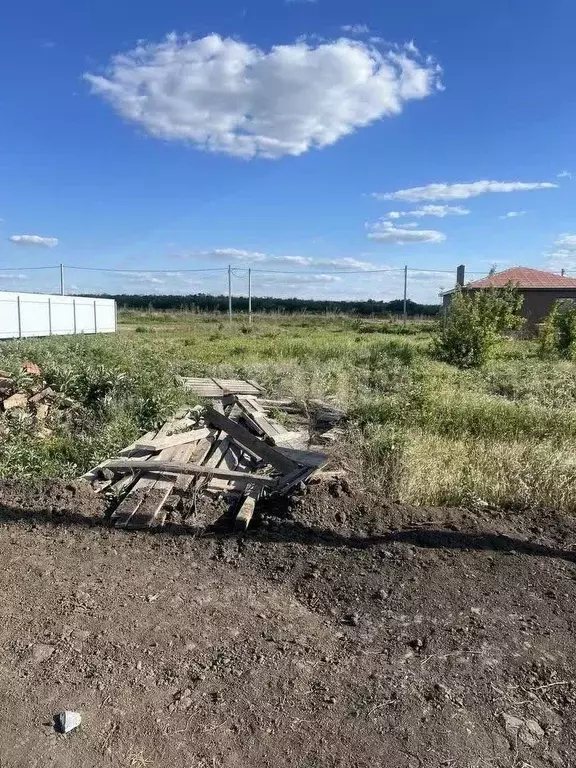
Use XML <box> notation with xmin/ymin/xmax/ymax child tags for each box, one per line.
<box><xmin>539</xmin><ymin>299</ymin><xmax>576</xmax><ymax>359</ymax></box>
<box><xmin>434</xmin><ymin>285</ymin><xmax>524</xmax><ymax>368</ymax></box>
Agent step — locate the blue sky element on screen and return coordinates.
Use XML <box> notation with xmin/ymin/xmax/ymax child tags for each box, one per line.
<box><xmin>1</xmin><ymin>0</ymin><xmax>575</xmax><ymax>302</ymax></box>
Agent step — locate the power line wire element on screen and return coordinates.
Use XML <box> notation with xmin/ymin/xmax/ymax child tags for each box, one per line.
<box><xmin>66</xmin><ymin>265</ymin><xmax>228</xmax><ymax>274</ymax></box>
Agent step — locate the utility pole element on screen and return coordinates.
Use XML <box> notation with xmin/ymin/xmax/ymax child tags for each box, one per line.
<box><xmin>248</xmin><ymin>268</ymin><xmax>252</xmax><ymax>324</ymax></box>
<box><xmin>59</xmin><ymin>263</ymin><xmax>65</xmax><ymax>296</ymax></box>
<box><xmin>228</xmin><ymin>265</ymin><xmax>232</xmax><ymax>323</ymax></box>
<box><xmin>402</xmin><ymin>265</ymin><xmax>408</xmax><ymax>323</ymax></box>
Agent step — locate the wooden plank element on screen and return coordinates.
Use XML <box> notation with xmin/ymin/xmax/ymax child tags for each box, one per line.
<box><xmin>117</xmin><ymin>476</ymin><xmax>176</xmax><ymax>529</ymax></box>
<box><xmin>180</xmin><ymin>376</ymin><xmax>263</xmax><ymax>397</ymax></box>
<box><xmin>103</xmin><ymin>458</ymin><xmax>279</xmax><ymax>487</ymax></box>
<box><xmin>154</xmin><ymin>419</ymin><xmax>180</xmax><ymax>440</ymax></box>
<box><xmin>145</xmin><ymin>441</ymin><xmax>198</xmax><ymax>527</ymax></box>
<box><xmin>205</xmin><ymin>406</ymin><xmax>299</xmax><ymax>475</ymax></box>
<box><xmin>269</xmin><ymin>431</ymin><xmax>307</xmax><ymax>447</ymax></box>
<box><xmin>200</xmin><ymin>435</ymin><xmax>233</xmax><ymax>492</ymax></box>
<box><xmin>173</xmin><ymin>435</ymin><xmax>215</xmax><ymax>492</ymax></box>
<box><xmin>214</xmin><ymin>379</ymin><xmax>262</xmax><ymax>396</ymax></box>
<box><xmin>275</xmin><ymin>466</ymin><xmax>316</xmax><ymax>495</ymax></box>
<box><xmin>240</xmin><ymin>394</ymin><xmax>265</xmax><ymax>413</ymax></box>
<box><xmin>246</xmin><ymin>379</ymin><xmax>266</xmax><ymax>394</ymax></box>
<box><xmin>205</xmin><ymin>441</ymin><xmax>246</xmax><ymax>492</ymax></box>
<box><xmin>275</xmin><ymin>446</ymin><xmax>328</xmax><ymax>468</ymax></box>
<box><xmin>112</xmin><ymin>442</ymin><xmax>183</xmax><ymax>528</ymax></box>
<box><xmin>134</xmin><ymin>427</ymin><xmax>211</xmax><ymax>451</ymax></box>
<box><xmin>235</xmin><ymin>485</ymin><xmax>261</xmax><ymax>531</ymax></box>
<box><xmin>112</xmin><ymin>438</ymin><xmax>201</xmax><ymax>529</ymax></box>
<box><xmin>236</xmin><ymin>396</ymin><xmax>287</xmax><ymax>439</ymax></box>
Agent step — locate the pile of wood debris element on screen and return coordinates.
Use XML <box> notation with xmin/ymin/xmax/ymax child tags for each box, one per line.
<box><xmin>84</xmin><ymin>378</ymin><xmax>345</xmax><ymax>531</ymax></box>
<box><xmin>0</xmin><ymin>361</ymin><xmax>75</xmax><ymax>438</ymax></box>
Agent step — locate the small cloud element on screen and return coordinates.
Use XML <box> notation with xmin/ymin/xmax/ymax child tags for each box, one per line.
<box><xmin>499</xmin><ymin>211</ymin><xmax>526</xmax><ymax>219</ymax></box>
<box><xmin>180</xmin><ymin>248</ymin><xmax>377</xmax><ymax>270</ymax></box>
<box><xmin>117</xmin><ymin>271</ymin><xmax>166</xmax><ymax>285</ymax></box>
<box><xmin>557</xmin><ymin>170</ymin><xmax>572</xmax><ymax>179</ymax></box>
<box><xmin>340</xmin><ymin>24</ymin><xmax>370</xmax><ymax>34</ymax></box>
<box><xmin>555</xmin><ymin>234</ymin><xmax>576</xmax><ymax>250</ymax></box>
<box><xmin>545</xmin><ymin>233</ymin><xmax>576</xmax><ymax>271</ymax></box>
<box><xmin>367</xmin><ymin>221</ymin><xmax>446</xmax><ymax>244</ymax></box>
<box><xmin>41</xmin><ymin>41</ymin><xmax>56</xmax><ymax>49</ymax></box>
<box><xmin>0</xmin><ymin>273</ymin><xmax>28</xmax><ymax>281</ymax></box>
<box><xmin>385</xmin><ymin>205</ymin><xmax>469</xmax><ymax>219</ymax></box>
<box><xmin>373</xmin><ymin>180</ymin><xmax>558</xmax><ymax>202</ymax></box>
<box><xmin>317</xmin><ymin>257</ymin><xmax>375</xmax><ymax>270</ymax></box>
<box><xmin>198</xmin><ymin>248</ymin><xmax>269</xmax><ymax>263</ymax></box>
<box><xmin>9</xmin><ymin>234</ymin><xmax>59</xmax><ymax>247</ymax></box>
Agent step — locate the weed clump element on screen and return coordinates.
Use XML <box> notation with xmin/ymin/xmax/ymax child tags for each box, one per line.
<box><xmin>434</xmin><ymin>285</ymin><xmax>524</xmax><ymax>368</ymax></box>
<box><xmin>539</xmin><ymin>299</ymin><xmax>576</xmax><ymax>360</ymax></box>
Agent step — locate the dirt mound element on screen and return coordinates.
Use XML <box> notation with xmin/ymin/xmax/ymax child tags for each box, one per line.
<box><xmin>0</xmin><ymin>478</ymin><xmax>575</xmax><ymax>767</ymax></box>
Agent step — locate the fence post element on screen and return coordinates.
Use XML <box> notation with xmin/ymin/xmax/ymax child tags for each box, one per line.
<box><xmin>228</xmin><ymin>265</ymin><xmax>232</xmax><ymax>323</ymax></box>
<box><xmin>59</xmin><ymin>263</ymin><xmax>65</xmax><ymax>296</ymax></box>
<box><xmin>16</xmin><ymin>295</ymin><xmax>22</xmax><ymax>339</ymax></box>
<box><xmin>48</xmin><ymin>297</ymin><xmax>52</xmax><ymax>335</ymax></box>
<box><xmin>403</xmin><ymin>265</ymin><xmax>408</xmax><ymax>323</ymax></box>
<box><xmin>72</xmin><ymin>298</ymin><xmax>77</xmax><ymax>335</ymax></box>
<box><xmin>248</xmin><ymin>268</ymin><xmax>252</xmax><ymax>324</ymax></box>
<box><xmin>93</xmin><ymin>299</ymin><xmax>98</xmax><ymax>333</ymax></box>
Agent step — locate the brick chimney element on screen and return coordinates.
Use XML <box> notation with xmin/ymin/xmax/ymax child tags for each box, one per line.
<box><xmin>456</xmin><ymin>264</ymin><xmax>465</xmax><ymax>287</ymax></box>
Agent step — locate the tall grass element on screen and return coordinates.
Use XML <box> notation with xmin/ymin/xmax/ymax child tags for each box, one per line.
<box><xmin>2</xmin><ymin>310</ymin><xmax>576</xmax><ymax>514</ymax></box>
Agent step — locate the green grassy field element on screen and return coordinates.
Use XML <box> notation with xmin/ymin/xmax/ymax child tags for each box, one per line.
<box><xmin>2</xmin><ymin>309</ymin><xmax>576</xmax><ymax>513</ymax></box>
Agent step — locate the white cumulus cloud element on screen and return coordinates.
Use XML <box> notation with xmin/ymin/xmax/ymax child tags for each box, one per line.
<box><xmin>554</xmin><ymin>234</ymin><xmax>576</xmax><ymax>250</ymax></box>
<box><xmin>9</xmin><ymin>234</ymin><xmax>59</xmax><ymax>247</ymax></box>
<box><xmin>545</xmin><ymin>233</ymin><xmax>576</xmax><ymax>272</ymax></box>
<box><xmin>367</xmin><ymin>221</ymin><xmax>446</xmax><ymax>244</ymax></box>
<box><xmin>85</xmin><ymin>34</ymin><xmax>442</xmax><ymax>159</ymax></box>
<box><xmin>373</xmin><ymin>180</ymin><xmax>557</xmax><ymax>202</ymax></box>
<box><xmin>499</xmin><ymin>211</ymin><xmax>526</xmax><ymax>219</ymax></box>
<box><xmin>386</xmin><ymin>205</ymin><xmax>469</xmax><ymax>219</ymax></box>
<box><xmin>182</xmin><ymin>248</ymin><xmax>377</xmax><ymax>270</ymax></box>
<box><xmin>198</xmin><ymin>248</ymin><xmax>270</xmax><ymax>263</ymax></box>
<box><xmin>557</xmin><ymin>170</ymin><xmax>572</xmax><ymax>179</ymax></box>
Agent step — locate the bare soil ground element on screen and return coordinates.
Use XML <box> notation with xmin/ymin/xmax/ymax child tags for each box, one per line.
<box><xmin>0</xmin><ymin>477</ymin><xmax>575</xmax><ymax>767</ymax></box>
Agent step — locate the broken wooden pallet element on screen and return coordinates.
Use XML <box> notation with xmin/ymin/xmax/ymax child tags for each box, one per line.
<box><xmin>85</xmin><ymin>386</ymin><xmax>331</xmax><ymax>531</ymax></box>
<box><xmin>180</xmin><ymin>377</ymin><xmax>264</xmax><ymax>398</ymax></box>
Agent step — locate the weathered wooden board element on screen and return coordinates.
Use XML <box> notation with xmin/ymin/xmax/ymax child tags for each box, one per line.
<box><xmin>235</xmin><ymin>485</ymin><xmax>260</xmax><ymax>531</ymax></box>
<box><xmin>134</xmin><ymin>427</ymin><xmax>211</xmax><ymax>452</ymax></box>
<box><xmin>112</xmin><ymin>442</ymin><xmax>197</xmax><ymax>529</ymax></box>
<box><xmin>206</xmin><ymin>406</ymin><xmax>299</xmax><ymax>475</ymax></box>
<box><xmin>275</xmin><ymin>445</ymin><xmax>328</xmax><ymax>468</ymax></box>
<box><xmin>236</xmin><ymin>396</ymin><xmax>288</xmax><ymax>440</ymax></box>
<box><xmin>173</xmin><ymin>434</ymin><xmax>215</xmax><ymax>492</ymax></box>
<box><xmin>180</xmin><ymin>377</ymin><xmax>263</xmax><ymax>397</ymax></box>
<box><xmin>104</xmin><ymin>458</ymin><xmax>279</xmax><ymax>487</ymax></box>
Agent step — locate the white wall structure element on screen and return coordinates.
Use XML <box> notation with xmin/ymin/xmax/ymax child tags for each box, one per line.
<box><xmin>0</xmin><ymin>293</ymin><xmax>116</xmax><ymax>339</ymax></box>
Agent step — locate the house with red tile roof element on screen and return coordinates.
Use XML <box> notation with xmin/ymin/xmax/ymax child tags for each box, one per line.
<box><xmin>443</xmin><ymin>266</ymin><xmax>576</xmax><ymax>324</ymax></box>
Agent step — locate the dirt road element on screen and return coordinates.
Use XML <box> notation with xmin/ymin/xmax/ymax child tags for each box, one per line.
<box><xmin>0</xmin><ymin>478</ymin><xmax>575</xmax><ymax>767</ymax></box>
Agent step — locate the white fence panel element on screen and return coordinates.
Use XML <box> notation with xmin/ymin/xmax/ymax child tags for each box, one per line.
<box><xmin>0</xmin><ymin>296</ymin><xmax>20</xmax><ymax>339</ymax></box>
<box><xmin>19</xmin><ymin>295</ymin><xmax>51</xmax><ymax>337</ymax></box>
<box><xmin>0</xmin><ymin>292</ymin><xmax>116</xmax><ymax>339</ymax></box>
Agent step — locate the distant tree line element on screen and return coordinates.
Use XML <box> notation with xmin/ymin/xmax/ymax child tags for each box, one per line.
<box><xmin>90</xmin><ymin>293</ymin><xmax>441</xmax><ymax>317</ymax></box>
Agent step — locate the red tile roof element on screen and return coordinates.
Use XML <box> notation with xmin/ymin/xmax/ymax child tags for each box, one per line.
<box><xmin>466</xmin><ymin>266</ymin><xmax>576</xmax><ymax>289</ymax></box>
